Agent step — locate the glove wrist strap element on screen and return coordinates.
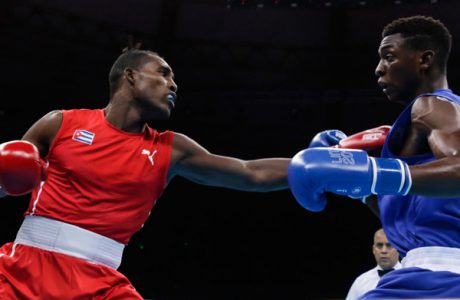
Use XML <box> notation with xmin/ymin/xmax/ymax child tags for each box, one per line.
<box><xmin>371</xmin><ymin>157</ymin><xmax>412</xmax><ymax>195</ymax></box>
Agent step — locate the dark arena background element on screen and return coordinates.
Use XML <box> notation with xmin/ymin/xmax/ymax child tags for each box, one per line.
<box><xmin>1</xmin><ymin>0</ymin><xmax>460</xmax><ymax>299</ymax></box>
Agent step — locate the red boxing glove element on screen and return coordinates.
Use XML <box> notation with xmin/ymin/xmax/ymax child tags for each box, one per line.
<box><xmin>335</xmin><ymin>125</ymin><xmax>391</xmax><ymax>152</ymax></box>
<box><xmin>0</xmin><ymin>140</ymin><xmax>46</xmax><ymax>196</ymax></box>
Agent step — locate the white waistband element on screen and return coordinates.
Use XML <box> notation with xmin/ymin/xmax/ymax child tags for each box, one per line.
<box><xmin>402</xmin><ymin>246</ymin><xmax>460</xmax><ymax>274</ymax></box>
<box><xmin>14</xmin><ymin>216</ymin><xmax>124</xmax><ymax>269</ymax></box>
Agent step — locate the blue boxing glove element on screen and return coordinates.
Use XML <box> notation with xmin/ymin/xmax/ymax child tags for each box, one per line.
<box><xmin>287</xmin><ymin>148</ymin><xmax>412</xmax><ymax>212</ymax></box>
<box><xmin>309</xmin><ymin>130</ymin><xmax>347</xmax><ymax>148</ymax></box>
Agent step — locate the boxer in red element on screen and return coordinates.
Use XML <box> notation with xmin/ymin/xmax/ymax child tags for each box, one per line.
<box><xmin>0</xmin><ymin>47</ymin><xmax>388</xmax><ymax>299</ymax></box>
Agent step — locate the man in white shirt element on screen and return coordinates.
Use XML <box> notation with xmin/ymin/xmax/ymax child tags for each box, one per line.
<box><xmin>346</xmin><ymin>228</ymin><xmax>401</xmax><ymax>300</ymax></box>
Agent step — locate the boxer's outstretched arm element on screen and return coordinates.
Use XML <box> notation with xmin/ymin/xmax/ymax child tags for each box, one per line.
<box><xmin>168</xmin><ymin>133</ymin><xmax>289</xmax><ymax>192</ymax></box>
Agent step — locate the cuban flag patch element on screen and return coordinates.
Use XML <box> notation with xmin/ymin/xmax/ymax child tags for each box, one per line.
<box><xmin>72</xmin><ymin>129</ymin><xmax>95</xmax><ymax>145</ymax></box>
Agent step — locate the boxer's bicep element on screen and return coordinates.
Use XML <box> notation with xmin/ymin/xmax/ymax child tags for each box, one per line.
<box><xmin>412</xmin><ymin>96</ymin><xmax>460</xmax><ymax>158</ymax></box>
<box><xmin>22</xmin><ymin>110</ymin><xmax>63</xmax><ymax>158</ymax></box>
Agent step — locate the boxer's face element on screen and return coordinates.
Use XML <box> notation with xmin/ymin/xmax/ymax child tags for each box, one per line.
<box><xmin>128</xmin><ymin>55</ymin><xmax>178</xmax><ymax>120</ymax></box>
<box><xmin>375</xmin><ymin>33</ymin><xmax>423</xmax><ymax>104</ymax></box>
<box><xmin>372</xmin><ymin>231</ymin><xmax>399</xmax><ymax>270</ymax></box>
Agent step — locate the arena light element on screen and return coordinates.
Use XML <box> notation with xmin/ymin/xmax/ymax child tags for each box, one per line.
<box><xmin>225</xmin><ymin>0</ymin><xmax>443</xmax><ymax>8</ymax></box>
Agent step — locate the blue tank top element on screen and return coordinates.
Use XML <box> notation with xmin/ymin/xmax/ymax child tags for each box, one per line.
<box><xmin>380</xmin><ymin>89</ymin><xmax>460</xmax><ymax>257</ymax></box>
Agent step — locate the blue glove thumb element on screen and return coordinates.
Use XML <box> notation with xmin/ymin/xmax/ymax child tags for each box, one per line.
<box><xmin>309</xmin><ymin>130</ymin><xmax>347</xmax><ymax>148</ymax></box>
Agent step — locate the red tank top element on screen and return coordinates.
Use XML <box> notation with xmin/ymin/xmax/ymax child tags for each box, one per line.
<box><xmin>26</xmin><ymin>109</ymin><xmax>174</xmax><ymax>244</ymax></box>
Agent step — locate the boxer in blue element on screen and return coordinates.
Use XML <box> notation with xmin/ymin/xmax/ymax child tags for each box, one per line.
<box><xmin>289</xmin><ymin>16</ymin><xmax>460</xmax><ymax>298</ymax></box>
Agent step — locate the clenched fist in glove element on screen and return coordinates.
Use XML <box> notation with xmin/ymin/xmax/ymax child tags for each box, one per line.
<box><xmin>0</xmin><ymin>140</ymin><xmax>47</xmax><ymax>196</ymax></box>
<box><xmin>287</xmin><ymin>148</ymin><xmax>411</xmax><ymax>212</ymax></box>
